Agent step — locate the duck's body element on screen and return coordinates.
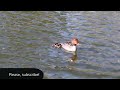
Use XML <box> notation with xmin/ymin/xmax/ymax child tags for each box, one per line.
<box><xmin>52</xmin><ymin>38</ymin><xmax>79</xmax><ymax>52</ymax></box>
<box><xmin>60</xmin><ymin>43</ymin><xmax>77</xmax><ymax>52</ymax></box>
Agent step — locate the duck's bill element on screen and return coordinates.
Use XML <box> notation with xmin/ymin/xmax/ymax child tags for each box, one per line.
<box><xmin>77</xmin><ymin>43</ymin><xmax>80</xmax><ymax>45</ymax></box>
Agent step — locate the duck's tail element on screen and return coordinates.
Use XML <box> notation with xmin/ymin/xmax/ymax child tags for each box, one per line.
<box><xmin>52</xmin><ymin>43</ymin><xmax>62</xmax><ymax>48</ymax></box>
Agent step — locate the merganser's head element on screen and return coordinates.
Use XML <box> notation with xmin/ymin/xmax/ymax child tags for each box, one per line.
<box><xmin>71</xmin><ymin>38</ymin><xmax>80</xmax><ymax>46</ymax></box>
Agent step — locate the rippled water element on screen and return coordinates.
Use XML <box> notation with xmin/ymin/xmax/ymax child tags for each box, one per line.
<box><xmin>0</xmin><ymin>11</ymin><xmax>120</xmax><ymax>79</ymax></box>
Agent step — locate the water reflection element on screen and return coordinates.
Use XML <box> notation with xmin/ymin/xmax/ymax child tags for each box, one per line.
<box><xmin>70</xmin><ymin>51</ymin><xmax>78</xmax><ymax>62</ymax></box>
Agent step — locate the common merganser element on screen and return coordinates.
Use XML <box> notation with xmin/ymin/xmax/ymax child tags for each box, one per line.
<box><xmin>52</xmin><ymin>38</ymin><xmax>79</xmax><ymax>52</ymax></box>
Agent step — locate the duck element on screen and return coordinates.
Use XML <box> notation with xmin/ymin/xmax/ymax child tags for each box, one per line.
<box><xmin>52</xmin><ymin>38</ymin><xmax>80</xmax><ymax>52</ymax></box>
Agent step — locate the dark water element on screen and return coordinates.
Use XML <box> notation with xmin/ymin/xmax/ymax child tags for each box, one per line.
<box><xmin>0</xmin><ymin>11</ymin><xmax>120</xmax><ymax>79</ymax></box>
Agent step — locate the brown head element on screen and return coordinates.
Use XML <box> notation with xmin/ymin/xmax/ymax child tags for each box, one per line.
<box><xmin>71</xmin><ymin>38</ymin><xmax>80</xmax><ymax>46</ymax></box>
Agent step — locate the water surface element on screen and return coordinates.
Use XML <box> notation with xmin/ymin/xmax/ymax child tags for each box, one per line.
<box><xmin>0</xmin><ymin>11</ymin><xmax>120</xmax><ymax>79</ymax></box>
